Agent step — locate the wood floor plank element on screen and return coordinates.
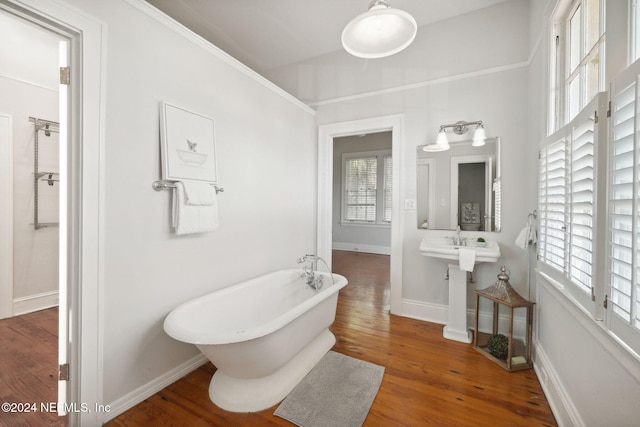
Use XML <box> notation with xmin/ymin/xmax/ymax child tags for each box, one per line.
<box><xmin>106</xmin><ymin>250</ymin><xmax>556</xmax><ymax>426</ymax></box>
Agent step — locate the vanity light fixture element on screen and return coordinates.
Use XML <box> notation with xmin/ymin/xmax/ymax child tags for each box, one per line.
<box><xmin>342</xmin><ymin>0</ymin><xmax>417</xmax><ymax>59</ymax></box>
<box><xmin>423</xmin><ymin>120</ymin><xmax>487</xmax><ymax>152</ymax></box>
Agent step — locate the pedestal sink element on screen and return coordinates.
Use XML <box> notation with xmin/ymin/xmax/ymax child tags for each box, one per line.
<box><xmin>419</xmin><ymin>237</ymin><xmax>501</xmax><ymax>343</ymax></box>
<box><xmin>419</xmin><ymin>237</ymin><xmax>501</xmax><ymax>263</ymax></box>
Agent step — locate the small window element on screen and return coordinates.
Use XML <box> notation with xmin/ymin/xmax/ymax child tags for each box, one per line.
<box><xmin>344</xmin><ymin>156</ymin><xmax>377</xmax><ymax>222</ymax></box>
<box><xmin>341</xmin><ymin>150</ymin><xmax>392</xmax><ymax>225</ymax></box>
<box><xmin>550</xmin><ymin>0</ymin><xmax>604</xmax><ymax>131</ymax></box>
<box><xmin>565</xmin><ymin>0</ymin><xmax>603</xmax><ymax>121</ymax></box>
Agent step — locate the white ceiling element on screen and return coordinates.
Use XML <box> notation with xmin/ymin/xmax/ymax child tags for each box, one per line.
<box><xmin>145</xmin><ymin>0</ymin><xmax>511</xmax><ymax>75</ymax></box>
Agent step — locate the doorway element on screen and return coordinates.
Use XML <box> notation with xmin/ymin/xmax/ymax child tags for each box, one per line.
<box><xmin>0</xmin><ymin>0</ymin><xmax>104</xmax><ymax>424</ymax></box>
<box><xmin>450</xmin><ymin>154</ymin><xmax>494</xmax><ymax>231</ymax></box>
<box><xmin>317</xmin><ymin>115</ymin><xmax>404</xmax><ymax>315</ymax></box>
<box><xmin>0</xmin><ymin>8</ymin><xmax>63</xmax><ymax>319</ymax></box>
<box><xmin>0</xmin><ymin>7</ymin><xmax>67</xmax><ymax>423</ymax></box>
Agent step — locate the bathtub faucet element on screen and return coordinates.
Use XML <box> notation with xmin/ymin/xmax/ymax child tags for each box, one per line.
<box><xmin>297</xmin><ymin>254</ymin><xmax>332</xmax><ymax>290</ymax></box>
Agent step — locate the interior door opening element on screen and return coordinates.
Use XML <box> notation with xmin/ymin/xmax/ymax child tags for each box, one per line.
<box><xmin>331</xmin><ymin>132</ymin><xmax>392</xmax><ymax>312</ymax></box>
<box><xmin>0</xmin><ymin>6</ymin><xmax>70</xmax><ymax>423</ymax></box>
<box><xmin>318</xmin><ymin>115</ymin><xmax>404</xmax><ymax>315</ymax></box>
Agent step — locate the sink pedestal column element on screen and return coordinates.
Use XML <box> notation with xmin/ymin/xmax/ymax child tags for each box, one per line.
<box><xmin>443</xmin><ymin>264</ymin><xmax>473</xmax><ymax>343</ymax></box>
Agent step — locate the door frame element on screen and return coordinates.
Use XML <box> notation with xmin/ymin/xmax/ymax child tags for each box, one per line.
<box><xmin>0</xmin><ymin>113</ymin><xmax>13</xmax><ymax>319</ymax></box>
<box><xmin>449</xmin><ymin>154</ymin><xmax>495</xmax><ymax>230</ymax></box>
<box><xmin>0</xmin><ymin>1</ymin><xmax>105</xmax><ymax>425</ymax></box>
<box><xmin>318</xmin><ymin>115</ymin><xmax>404</xmax><ymax>314</ymax></box>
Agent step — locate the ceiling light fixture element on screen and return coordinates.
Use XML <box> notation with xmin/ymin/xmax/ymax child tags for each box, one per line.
<box><xmin>342</xmin><ymin>0</ymin><xmax>417</xmax><ymax>59</ymax></box>
<box><xmin>423</xmin><ymin>120</ymin><xmax>487</xmax><ymax>152</ymax></box>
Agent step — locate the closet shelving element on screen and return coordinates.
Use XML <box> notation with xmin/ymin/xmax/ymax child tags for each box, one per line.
<box><xmin>29</xmin><ymin>117</ymin><xmax>59</xmax><ymax>230</ymax></box>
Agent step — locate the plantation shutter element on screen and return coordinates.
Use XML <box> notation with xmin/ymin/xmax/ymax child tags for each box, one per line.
<box><xmin>493</xmin><ymin>178</ymin><xmax>502</xmax><ymax>232</ymax></box>
<box><xmin>538</xmin><ymin>139</ymin><xmax>567</xmax><ymax>273</ymax></box>
<box><xmin>568</xmin><ymin>110</ymin><xmax>596</xmax><ymax>293</ymax></box>
<box><xmin>344</xmin><ymin>157</ymin><xmax>377</xmax><ymax>222</ymax></box>
<box><xmin>383</xmin><ymin>155</ymin><xmax>392</xmax><ymax>223</ymax></box>
<box><xmin>608</xmin><ymin>59</ymin><xmax>640</xmax><ymax>351</ymax></box>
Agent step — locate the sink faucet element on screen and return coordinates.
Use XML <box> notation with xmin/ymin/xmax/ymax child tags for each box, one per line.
<box><xmin>452</xmin><ymin>225</ymin><xmax>465</xmax><ymax>246</ymax></box>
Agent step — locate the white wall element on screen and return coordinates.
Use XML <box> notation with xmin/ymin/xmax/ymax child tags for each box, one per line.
<box><xmin>314</xmin><ymin>1</ymin><xmax>532</xmax><ymax>324</ymax></box>
<box><xmin>332</xmin><ymin>132</ymin><xmax>391</xmax><ymax>254</ymax></box>
<box><xmin>528</xmin><ymin>1</ymin><xmax>640</xmax><ymax>425</ymax></box>
<box><xmin>54</xmin><ymin>0</ymin><xmax>317</xmax><ymax>410</ymax></box>
<box><xmin>0</xmin><ymin>11</ymin><xmax>61</xmax><ymax>314</ymax></box>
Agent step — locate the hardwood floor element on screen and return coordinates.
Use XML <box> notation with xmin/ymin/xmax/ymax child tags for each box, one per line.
<box><xmin>107</xmin><ymin>250</ymin><xmax>557</xmax><ymax>427</ymax></box>
<box><xmin>0</xmin><ymin>307</ymin><xmax>66</xmax><ymax>427</ymax></box>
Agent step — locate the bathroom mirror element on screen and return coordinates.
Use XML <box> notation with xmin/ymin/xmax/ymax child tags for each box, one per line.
<box><xmin>416</xmin><ymin>137</ymin><xmax>501</xmax><ymax>232</ymax></box>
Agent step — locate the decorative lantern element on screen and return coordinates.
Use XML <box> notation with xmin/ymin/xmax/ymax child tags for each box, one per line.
<box><xmin>473</xmin><ymin>266</ymin><xmax>534</xmax><ymax>371</ymax></box>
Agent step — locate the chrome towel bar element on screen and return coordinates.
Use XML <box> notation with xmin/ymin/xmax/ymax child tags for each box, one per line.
<box><xmin>152</xmin><ymin>180</ymin><xmax>224</xmax><ymax>194</ymax></box>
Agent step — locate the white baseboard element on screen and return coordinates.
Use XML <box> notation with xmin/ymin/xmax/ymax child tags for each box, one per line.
<box><xmin>401</xmin><ymin>299</ymin><xmax>448</xmax><ymax>325</ymax></box>
<box><xmin>104</xmin><ymin>353</ymin><xmax>208</xmax><ymax>422</ymax></box>
<box><xmin>534</xmin><ymin>343</ymin><xmax>584</xmax><ymax>427</ymax></box>
<box><xmin>13</xmin><ymin>290</ymin><xmax>59</xmax><ymax>316</ymax></box>
<box><xmin>332</xmin><ymin>242</ymin><xmax>391</xmax><ymax>255</ymax></box>
<box><xmin>400</xmin><ymin>299</ymin><xmax>477</xmax><ymax>330</ymax></box>
<box><xmin>400</xmin><ymin>302</ymin><xmax>529</xmax><ymax>340</ymax></box>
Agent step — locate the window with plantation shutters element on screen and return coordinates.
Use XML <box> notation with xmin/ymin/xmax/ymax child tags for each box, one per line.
<box><xmin>538</xmin><ymin>92</ymin><xmax>606</xmax><ymax>310</ymax></box>
<box><xmin>344</xmin><ymin>156</ymin><xmax>377</xmax><ymax>222</ymax></box>
<box><xmin>541</xmin><ymin>0</ymin><xmax>640</xmax><ymax>359</ymax></box>
<box><xmin>341</xmin><ymin>150</ymin><xmax>392</xmax><ymax>225</ymax></box>
<box><xmin>608</xmin><ymin>58</ymin><xmax>640</xmax><ymax>352</ymax></box>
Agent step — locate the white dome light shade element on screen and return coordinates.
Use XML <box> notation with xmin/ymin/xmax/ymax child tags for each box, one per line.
<box><xmin>342</xmin><ymin>1</ymin><xmax>417</xmax><ymax>59</ymax></box>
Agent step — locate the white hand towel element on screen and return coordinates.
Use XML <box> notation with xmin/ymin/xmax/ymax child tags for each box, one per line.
<box><xmin>515</xmin><ymin>226</ymin><xmax>528</xmax><ymax>250</ymax></box>
<box><xmin>181</xmin><ymin>180</ymin><xmax>216</xmax><ymax>206</ymax></box>
<box><xmin>527</xmin><ymin>221</ymin><xmax>538</xmax><ymax>245</ymax></box>
<box><xmin>172</xmin><ymin>182</ymin><xmax>219</xmax><ymax>234</ymax></box>
<box><xmin>458</xmin><ymin>248</ymin><xmax>476</xmax><ymax>272</ymax></box>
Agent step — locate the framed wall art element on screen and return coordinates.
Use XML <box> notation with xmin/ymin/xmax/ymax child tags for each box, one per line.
<box><xmin>160</xmin><ymin>101</ymin><xmax>217</xmax><ymax>183</ymax></box>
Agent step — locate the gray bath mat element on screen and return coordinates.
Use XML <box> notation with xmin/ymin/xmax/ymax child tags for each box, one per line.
<box><xmin>274</xmin><ymin>351</ymin><xmax>385</xmax><ymax>427</ymax></box>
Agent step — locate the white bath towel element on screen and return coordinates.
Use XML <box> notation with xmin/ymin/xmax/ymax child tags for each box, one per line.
<box><xmin>181</xmin><ymin>180</ymin><xmax>216</xmax><ymax>206</ymax></box>
<box><xmin>172</xmin><ymin>181</ymin><xmax>219</xmax><ymax>234</ymax></box>
<box><xmin>458</xmin><ymin>248</ymin><xmax>476</xmax><ymax>272</ymax></box>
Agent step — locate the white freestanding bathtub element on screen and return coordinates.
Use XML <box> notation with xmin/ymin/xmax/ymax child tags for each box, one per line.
<box><xmin>163</xmin><ymin>269</ymin><xmax>348</xmax><ymax>412</ymax></box>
